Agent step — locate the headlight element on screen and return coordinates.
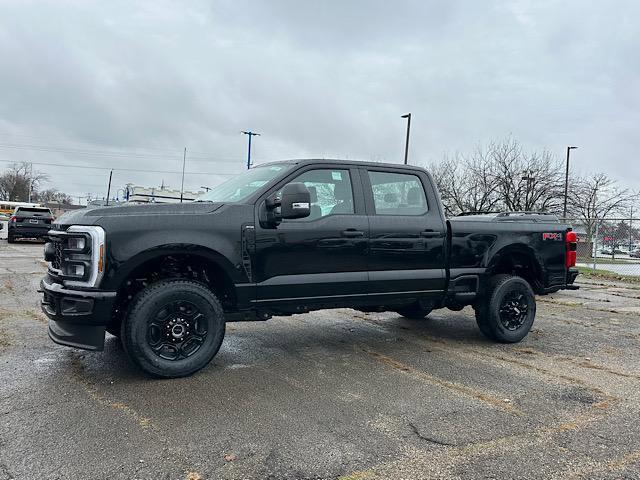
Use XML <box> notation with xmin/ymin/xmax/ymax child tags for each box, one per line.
<box><xmin>66</xmin><ymin>236</ymin><xmax>86</xmax><ymax>251</ymax></box>
<box><xmin>63</xmin><ymin>226</ymin><xmax>106</xmax><ymax>288</ymax></box>
<box><xmin>64</xmin><ymin>262</ymin><xmax>86</xmax><ymax>278</ymax></box>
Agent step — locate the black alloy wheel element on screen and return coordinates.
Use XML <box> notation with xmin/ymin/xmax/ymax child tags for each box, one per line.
<box><xmin>147</xmin><ymin>299</ymin><xmax>209</xmax><ymax>361</ymax></box>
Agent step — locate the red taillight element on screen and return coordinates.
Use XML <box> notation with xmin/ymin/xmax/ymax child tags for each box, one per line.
<box><xmin>565</xmin><ymin>231</ymin><xmax>577</xmax><ymax>268</ymax></box>
<box><xmin>9</xmin><ymin>216</ymin><xmax>16</xmax><ymax>223</ymax></box>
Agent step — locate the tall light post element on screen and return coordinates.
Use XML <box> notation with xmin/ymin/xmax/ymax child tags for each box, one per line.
<box><xmin>522</xmin><ymin>171</ymin><xmax>535</xmax><ymax>211</ymax></box>
<box><xmin>242</xmin><ymin>131</ymin><xmax>260</xmax><ymax>169</ymax></box>
<box><xmin>563</xmin><ymin>146</ymin><xmax>578</xmax><ymax>219</ymax></box>
<box><xmin>401</xmin><ymin>113</ymin><xmax>411</xmax><ymax>165</ymax></box>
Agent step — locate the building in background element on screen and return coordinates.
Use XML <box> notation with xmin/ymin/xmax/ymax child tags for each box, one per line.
<box><xmin>127</xmin><ymin>186</ymin><xmax>203</xmax><ymax>204</ymax></box>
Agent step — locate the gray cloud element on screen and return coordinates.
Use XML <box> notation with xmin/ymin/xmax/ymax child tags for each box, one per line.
<box><xmin>0</xmin><ymin>0</ymin><xmax>638</xmax><ymax>199</ymax></box>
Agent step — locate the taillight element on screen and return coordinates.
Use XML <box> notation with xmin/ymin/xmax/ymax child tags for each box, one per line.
<box><xmin>9</xmin><ymin>216</ymin><xmax>16</xmax><ymax>223</ymax></box>
<box><xmin>566</xmin><ymin>231</ymin><xmax>577</xmax><ymax>268</ymax></box>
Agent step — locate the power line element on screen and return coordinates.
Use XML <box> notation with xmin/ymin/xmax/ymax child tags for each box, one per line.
<box><xmin>0</xmin><ymin>133</ymin><xmax>246</xmax><ymax>159</ymax></box>
<box><xmin>0</xmin><ymin>142</ymin><xmax>244</xmax><ymax>162</ymax></box>
<box><xmin>0</xmin><ymin>158</ymin><xmax>237</xmax><ymax>176</ymax></box>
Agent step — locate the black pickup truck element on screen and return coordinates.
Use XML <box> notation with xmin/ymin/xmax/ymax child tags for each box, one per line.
<box><xmin>40</xmin><ymin>159</ymin><xmax>579</xmax><ymax>377</ymax></box>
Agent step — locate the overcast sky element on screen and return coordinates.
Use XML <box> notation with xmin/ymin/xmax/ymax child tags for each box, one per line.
<box><xmin>0</xmin><ymin>0</ymin><xmax>638</xmax><ymax>201</ymax></box>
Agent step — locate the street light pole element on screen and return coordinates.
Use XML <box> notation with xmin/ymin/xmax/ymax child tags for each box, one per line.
<box><xmin>522</xmin><ymin>171</ymin><xmax>535</xmax><ymax>211</ymax></box>
<box><xmin>242</xmin><ymin>131</ymin><xmax>261</xmax><ymax>169</ymax></box>
<box><xmin>563</xmin><ymin>146</ymin><xmax>578</xmax><ymax>220</ymax></box>
<box><xmin>401</xmin><ymin>113</ymin><xmax>411</xmax><ymax>165</ymax></box>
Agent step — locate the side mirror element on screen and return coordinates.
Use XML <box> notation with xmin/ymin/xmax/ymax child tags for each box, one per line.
<box><xmin>280</xmin><ymin>182</ymin><xmax>311</xmax><ymax>219</ymax></box>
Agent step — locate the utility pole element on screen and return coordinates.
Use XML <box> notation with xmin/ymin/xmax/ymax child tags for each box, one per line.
<box><xmin>242</xmin><ymin>131</ymin><xmax>260</xmax><ymax>169</ymax></box>
<box><xmin>180</xmin><ymin>147</ymin><xmax>187</xmax><ymax>203</ymax></box>
<box><xmin>105</xmin><ymin>170</ymin><xmax>113</xmax><ymax>206</ymax></box>
<box><xmin>401</xmin><ymin>113</ymin><xmax>411</xmax><ymax>165</ymax></box>
<box><xmin>563</xmin><ymin>146</ymin><xmax>578</xmax><ymax>220</ymax></box>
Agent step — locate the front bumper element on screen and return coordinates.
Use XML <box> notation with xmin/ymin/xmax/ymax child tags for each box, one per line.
<box><xmin>40</xmin><ymin>275</ymin><xmax>116</xmax><ymax>351</ymax></box>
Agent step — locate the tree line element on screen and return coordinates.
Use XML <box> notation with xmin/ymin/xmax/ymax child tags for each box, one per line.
<box><xmin>426</xmin><ymin>138</ymin><xmax>638</xmax><ymax>231</ymax></box>
<box><xmin>0</xmin><ymin>162</ymin><xmax>73</xmax><ymax>204</ymax></box>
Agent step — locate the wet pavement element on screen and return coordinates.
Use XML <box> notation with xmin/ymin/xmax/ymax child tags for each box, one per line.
<box><xmin>1</xmin><ymin>242</ymin><xmax>639</xmax><ymax>480</ymax></box>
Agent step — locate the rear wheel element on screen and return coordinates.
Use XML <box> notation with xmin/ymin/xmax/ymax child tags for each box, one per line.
<box><xmin>121</xmin><ymin>279</ymin><xmax>226</xmax><ymax>378</ymax></box>
<box><xmin>474</xmin><ymin>274</ymin><xmax>536</xmax><ymax>343</ymax></box>
<box><xmin>395</xmin><ymin>303</ymin><xmax>433</xmax><ymax>320</ymax></box>
<box><xmin>7</xmin><ymin>234</ymin><xmax>15</xmax><ymax>243</ymax></box>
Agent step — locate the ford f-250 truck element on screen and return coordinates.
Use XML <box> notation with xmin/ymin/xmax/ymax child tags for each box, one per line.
<box><xmin>40</xmin><ymin>159</ymin><xmax>579</xmax><ymax>378</ymax></box>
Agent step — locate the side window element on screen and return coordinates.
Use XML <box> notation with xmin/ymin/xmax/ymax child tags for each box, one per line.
<box><xmin>368</xmin><ymin>171</ymin><xmax>428</xmax><ymax>216</ymax></box>
<box><xmin>282</xmin><ymin>169</ymin><xmax>354</xmax><ymax>220</ymax></box>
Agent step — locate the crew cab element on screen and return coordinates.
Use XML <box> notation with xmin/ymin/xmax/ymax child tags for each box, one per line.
<box><xmin>8</xmin><ymin>206</ymin><xmax>54</xmax><ymax>243</ymax></box>
<box><xmin>40</xmin><ymin>159</ymin><xmax>579</xmax><ymax>377</ymax></box>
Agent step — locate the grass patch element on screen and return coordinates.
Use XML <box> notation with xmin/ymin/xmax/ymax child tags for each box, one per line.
<box><xmin>577</xmin><ymin>257</ymin><xmax>640</xmax><ymax>265</ymax></box>
<box><xmin>578</xmin><ymin>266</ymin><xmax>640</xmax><ymax>284</ymax></box>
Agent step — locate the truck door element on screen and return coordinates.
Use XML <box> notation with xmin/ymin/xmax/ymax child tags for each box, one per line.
<box><xmin>253</xmin><ymin>166</ymin><xmax>369</xmax><ymax>304</ymax></box>
<box><xmin>362</xmin><ymin>168</ymin><xmax>446</xmax><ymax>297</ymax></box>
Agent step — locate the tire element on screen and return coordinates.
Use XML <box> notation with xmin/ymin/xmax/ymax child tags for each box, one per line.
<box><xmin>395</xmin><ymin>304</ymin><xmax>433</xmax><ymax>320</ymax></box>
<box><xmin>474</xmin><ymin>274</ymin><xmax>536</xmax><ymax>343</ymax></box>
<box><xmin>121</xmin><ymin>279</ymin><xmax>226</xmax><ymax>378</ymax></box>
<box><xmin>7</xmin><ymin>234</ymin><xmax>15</xmax><ymax>243</ymax></box>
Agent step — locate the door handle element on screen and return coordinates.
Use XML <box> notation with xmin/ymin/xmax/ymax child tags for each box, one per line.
<box><xmin>420</xmin><ymin>230</ymin><xmax>441</xmax><ymax>238</ymax></box>
<box><xmin>341</xmin><ymin>229</ymin><xmax>364</xmax><ymax>238</ymax></box>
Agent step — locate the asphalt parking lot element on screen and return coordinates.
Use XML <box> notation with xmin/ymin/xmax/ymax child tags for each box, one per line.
<box><xmin>1</xmin><ymin>242</ymin><xmax>639</xmax><ymax>480</ymax></box>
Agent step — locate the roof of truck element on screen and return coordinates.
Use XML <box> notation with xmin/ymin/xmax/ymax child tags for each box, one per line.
<box><xmin>255</xmin><ymin>158</ymin><xmax>428</xmax><ymax>172</ymax></box>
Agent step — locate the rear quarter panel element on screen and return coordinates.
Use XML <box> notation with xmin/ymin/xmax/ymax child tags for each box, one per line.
<box><xmin>449</xmin><ymin>219</ymin><xmax>569</xmax><ymax>289</ymax></box>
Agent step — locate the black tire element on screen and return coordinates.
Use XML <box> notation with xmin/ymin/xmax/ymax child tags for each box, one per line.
<box><xmin>395</xmin><ymin>304</ymin><xmax>433</xmax><ymax>320</ymax></box>
<box><xmin>121</xmin><ymin>279</ymin><xmax>226</xmax><ymax>378</ymax></box>
<box><xmin>7</xmin><ymin>234</ymin><xmax>15</xmax><ymax>243</ymax></box>
<box><xmin>474</xmin><ymin>274</ymin><xmax>536</xmax><ymax>343</ymax></box>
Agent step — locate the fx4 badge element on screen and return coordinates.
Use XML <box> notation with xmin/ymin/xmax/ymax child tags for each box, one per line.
<box><xmin>542</xmin><ymin>232</ymin><xmax>562</xmax><ymax>241</ymax></box>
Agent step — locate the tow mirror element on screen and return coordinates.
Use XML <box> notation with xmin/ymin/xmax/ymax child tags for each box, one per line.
<box><xmin>280</xmin><ymin>182</ymin><xmax>311</xmax><ymax>219</ymax></box>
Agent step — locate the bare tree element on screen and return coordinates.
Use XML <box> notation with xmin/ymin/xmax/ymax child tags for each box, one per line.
<box><xmin>34</xmin><ymin>188</ymin><xmax>73</xmax><ymax>205</ymax></box>
<box><xmin>492</xmin><ymin>138</ymin><xmax>564</xmax><ymax>212</ymax></box>
<box><xmin>568</xmin><ymin>173</ymin><xmax>638</xmax><ymax>256</ymax></box>
<box><xmin>0</xmin><ymin>162</ymin><xmax>48</xmax><ymax>201</ymax></box>
<box><xmin>430</xmin><ymin>138</ymin><xmax>558</xmax><ymax>215</ymax></box>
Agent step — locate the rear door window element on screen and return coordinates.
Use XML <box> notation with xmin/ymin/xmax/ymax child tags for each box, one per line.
<box><xmin>368</xmin><ymin>171</ymin><xmax>428</xmax><ymax>216</ymax></box>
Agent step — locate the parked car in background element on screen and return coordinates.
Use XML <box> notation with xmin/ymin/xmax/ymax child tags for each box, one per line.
<box><xmin>630</xmin><ymin>250</ymin><xmax>640</xmax><ymax>259</ymax></box>
<box><xmin>7</xmin><ymin>206</ymin><xmax>54</xmax><ymax>243</ymax></box>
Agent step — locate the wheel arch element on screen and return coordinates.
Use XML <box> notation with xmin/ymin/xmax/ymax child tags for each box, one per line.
<box><xmin>486</xmin><ymin>243</ymin><xmax>545</xmax><ymax>294</ymax></box>
<box><xmin>106</xmin><ymin>245</ymin><xmax>240</xmax><ymax>328</ymax></box>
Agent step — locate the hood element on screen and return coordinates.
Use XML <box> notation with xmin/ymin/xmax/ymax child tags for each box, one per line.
<box><xmin>53</xmin><ymin>202</ymin><xmax>224</xmax><ymax>228</ymax></box>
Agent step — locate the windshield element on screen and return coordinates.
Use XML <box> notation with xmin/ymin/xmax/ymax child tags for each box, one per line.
<box><xmin>195</xmin><ymin>164</ymin><xmax>292</xmax><ymax>203</ymax></box>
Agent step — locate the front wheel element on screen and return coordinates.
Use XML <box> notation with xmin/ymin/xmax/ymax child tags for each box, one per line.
<box><xmin>121</xmin><ymin>279</ymin><xmax>226</xmax><ymax>378</ymax></box>
<box><xmin>474</xmin><ymin>274</ymin><xmax>536</xmax><ymax>343</ymax></box>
